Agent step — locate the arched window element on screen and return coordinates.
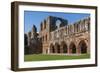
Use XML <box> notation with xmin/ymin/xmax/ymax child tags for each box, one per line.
<box><xmin>56</xmin><ymin>19</ymin><xmax>62</xmax><ymax>28</ymax></box>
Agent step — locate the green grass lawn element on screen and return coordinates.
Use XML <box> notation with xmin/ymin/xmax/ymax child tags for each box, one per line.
<box><xmin>24</xmin><ymin>54</ymin><xmax>90</xmax><ymax>62</ymax></box>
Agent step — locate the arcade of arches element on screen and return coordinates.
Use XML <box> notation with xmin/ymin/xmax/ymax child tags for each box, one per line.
<box><xmin>49</xmin><ymin>40</ymin><xmax>88</xmax><ymax>54</ymax></box>
<box><xmin>26</xmin><ymin>16</ymin><xmax>90</xmax><ymax>55</ymax></box>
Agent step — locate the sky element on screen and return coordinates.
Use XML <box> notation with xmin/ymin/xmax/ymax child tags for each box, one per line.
<box><xmin>24</xmin><ymin>11</ymin><xmax>90</xmax><ymax>33</ymax></box>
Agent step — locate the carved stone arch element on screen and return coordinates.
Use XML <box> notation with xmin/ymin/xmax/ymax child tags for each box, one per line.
<box><xmin>78</xmin><ymin>40</ymin><xmax>88</xmax><ymax>54</ymax></box>
<box><xmin>50</xmin><ymin>43</ymin><xmax>55</xmax><ymax>53</ymax></box>
<box><xmin>60</xmin><ymin>41</ymin><xmax>68</xmax><ymax>53</ymax></box>
<box><xmin>85</xmin><ymin>38</ymin><xmax>90</xmax><ymax>52</ymax></box>
<box><xmin>54</xmin><ymin>42</ymin><xmax>60</xmax><ymax>53</ymax></box>
<box><xmin>69</xmin><ymin>42</ymin><xmax>77</xmax><ymax>54</ymax></box>
<box><xmin>56</xmin><ymin>19</ymin><xmax>62</xmax><ymax>28</ymax></box>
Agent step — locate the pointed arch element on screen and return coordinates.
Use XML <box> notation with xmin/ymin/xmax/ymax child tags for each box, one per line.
<box><xmin>55</xmin><ymin>43</ymin><xmax>60</xmax><ymax>53</ymax></box>
<box><xmin>61</xmin><ymin>41</ymin><xmax>68</xmax><ymax>53</ymax></box>
<box><xmin>78</xmin><ymin>40</ymin><xmax>87</xmax><ymax>54</ymax></box>
<box><xmin>50</xmin><ymin>43</ymin><xmax>55</xmax><ymax>53</ymax></box>
<box><xmin>69</xmin><ymin>42</ymin><xmax>76</xmax><ymax>54</ymax></box>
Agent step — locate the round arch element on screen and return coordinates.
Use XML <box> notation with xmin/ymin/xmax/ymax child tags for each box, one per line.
<box><xmin>69</xmin><ymin>42</ymin><xmax>76</xmax><ymax>54</ymax></box>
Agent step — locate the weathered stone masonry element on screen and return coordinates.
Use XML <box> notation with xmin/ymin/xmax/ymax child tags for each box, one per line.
<box><xmin>25</xmin><ymin>16</ymin><xmax>90</xmax><ymax>55</ymax></box>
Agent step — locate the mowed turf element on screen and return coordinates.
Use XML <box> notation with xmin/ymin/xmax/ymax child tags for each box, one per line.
<box><xmin>24</xmin><ymin>54</ymin><xmax>90</xmax><ymax>61</ymax></box>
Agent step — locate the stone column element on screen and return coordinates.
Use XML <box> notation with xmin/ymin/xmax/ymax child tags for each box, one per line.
<box><xmin>76</xmin><ymin>48</ymin><xmax>81</xmax><ymax>55</ymax></box>
<box><xmin>68</xmin><ymin>48</ymin><xmax>71</xmax><ymax>55</ymax></box>
<box><xmin>60</xmin><ymin>47</ymin><xmax>63</xmax><ymax>54</ymax></box>
<box><xmin>87</xmin><ymin>39</ymin><xmax>90</xmax><ymax>54</ymax></box>
<box><xmin>48</xmin><ymin>48</ymin><xmax>50</xmax><ymax>54</ymax></box>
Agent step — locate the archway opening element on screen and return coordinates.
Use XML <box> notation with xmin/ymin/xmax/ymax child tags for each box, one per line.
<box><xmin>50</xmin><ymin>44</ymin><xmax>55</xmax><ymax>53</ymax></box>
<box><xmin>55</xmin><ymin>43</ymin><xmax>60</xmax><ymax>53</ymax></box>
<box><xmin>69</xmin><ymin>42</ymin><xmax>76</xmax><ymax>54</ymax></box>
<box><xmin>61</xmin><ymin>41</ymin><xmax>68</xmax><ymax>53</ymax></box>
<box><xmin>46</xmin><ymin>49</ymin><xmax>48</xmax><ymax>54</ymax></box>
<box><xmin>78</xmin><ymin>40</ymin><xmax>87</xmax><ymax>54</ymax></box>
<box><xmin>63</xmin><ymin>44</ymin><xmax>67</xmax><ymax>53</ymax></box>
<box><xmin>52</xmin><ymin>47</ymin><xmax>55</xmax><ymax>53</ymax></box>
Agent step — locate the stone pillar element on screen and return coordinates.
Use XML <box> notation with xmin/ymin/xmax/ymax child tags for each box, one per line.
<box><xmin>60</xmin><ymin>47</ymin><xmax>63</xmax><ymax>54</ymax></box>
<box><xmin>48</xmin><ymin>48</ymin><xmax>50</xmax><ymax>54</ymax></box>
<box><xmin>76</xmin><ymin>48</ymin><xmax>81</xmax><ymax>55</ymax></box>
<box><xmin>43</xmin><ymin>46</ymin><xmax>46</xmax><ymax>54</ymax></box>
<box><xmin>87</xmin><ymin>39</ymin><xmax>90</xmax><ymax>54</ymax></box>
<box><xmin>68</xmin><ymin>48</ymin><xmax>71</xmax><ymax>55</ymax></box>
